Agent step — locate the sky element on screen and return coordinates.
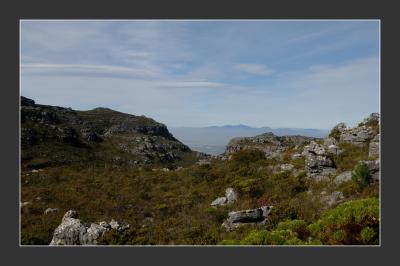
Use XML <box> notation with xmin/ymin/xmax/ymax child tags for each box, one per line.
<box><xmin>20</xmin><ymin>20</ymin><xmax>380</xmax><ymax>129</ymax></box>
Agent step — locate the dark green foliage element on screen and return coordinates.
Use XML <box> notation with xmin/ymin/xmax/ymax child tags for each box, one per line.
<box><xmin>308</xmin><ymin>198</ymin><xmax>379</xmax><ymax>245</ymax></box>
<box><xmin>351</xmin><ymin>161</ymin><xmax>371</xmax><ymax>187</ymax></box>
<box><xmin>328</xmin><ymin>127</ymin><xmax>341</xmax><ymax>141</ymax></box>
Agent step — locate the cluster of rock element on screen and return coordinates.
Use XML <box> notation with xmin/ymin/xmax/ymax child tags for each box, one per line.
<box><xmin>302</xmin><ymin>141</ymin><xmax>336</xmax><ymax>179</ymax></box>
<box><xmin>49</xmin><ymin>210</ymin><xmax>129</xmax><ymax>245</ymax></box>
<box><xmin>222</xmin><ymin>206</ymin><xmax>273</xmax><ymax>231</ymax></box>
<box><xmin>210</xmin><ymin>188</ymin><xmax>238</xmax><ymax>206</ymax></box>
<box><xmin>225</xmin><ymin>132</ymin><xmax>317</xmax><ymax>159</ymax></box>
<box><xmin>334</xmin><ymin>113</ymin><xmax>379</xmax><ymax>146</ymax></box>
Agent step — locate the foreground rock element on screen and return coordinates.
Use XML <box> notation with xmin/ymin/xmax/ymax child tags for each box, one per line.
<box><xmin>49</xmin><ymin>210</ymin><xmax>129</xmax><ymax>245</ymax></box>
<box><xmin>211</xmin><ymin>188</ymin><xmax>238</xmax><ymax>206</ymax></box>
<box><xmin>222</xmin><ymin>206</ymin><xmax>273</xmax><ymax>231</ymax></box>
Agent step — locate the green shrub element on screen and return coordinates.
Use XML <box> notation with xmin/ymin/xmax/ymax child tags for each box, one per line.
<box><xmin>352</xmin><ymin>161</ymin><xmax>371</xmax><ymax>187</ymax></box>
<box><xmin>308</xmin><ymin>198</ymin><xmax>379</xmax><ymax>245</ymax></box>
<box><xmin>276</xmin><ymin>219</ymin><xmax>309</xmax><ymax>239</ymax></box>
<box><xmin>329</xmin><ymin>127</ymin><xmax>341</xmax><ymax>141</ymax></box>
<box><xmin>359</xmin><ymin>227</ymin><xmax>376</xmax><ymax>244</ymax></box>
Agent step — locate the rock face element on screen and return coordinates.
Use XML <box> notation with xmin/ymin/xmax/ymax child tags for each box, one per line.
<box><xmin>210</xmin><ymin>188</ymin><xmax>238</xmax><ymax>206</ymax></box>
<box><xmin>222</xmin><ymin>206</ymin><xmax>273</xmax><ymax>231</ymax></box>
<box><xmin>302</xmin><ymin>141</ymin><xmax>336</xmax><ymax>177</ymax></box>
<box><xmin>369</xmin><ymin>134</ymin><xmax>380</xmax><ymax>157</ymax></box>
<box><xmin>49</xmin><ymin>210</ymin><xmax>129</xmax><ymax>245</ymax></box>
<box><xmin>21</xmin><ymin>96</ymin><xmax>206</xmax><ymax>167</ymax></box>
<box><xmin>339</xmin><ymin>126</ymin><xmax>375</xmax><ymax>146</ymax></box>
<box><xmin>225</xmin><ymin>132</ymin><xmax>317</xmax><ymax>159</ymax></box>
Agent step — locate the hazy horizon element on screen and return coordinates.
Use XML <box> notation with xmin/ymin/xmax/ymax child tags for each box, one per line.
<box><xmin>21</xmin><ymin>20</ymin><xmax>379</xmax><ymax>129</ymax></box>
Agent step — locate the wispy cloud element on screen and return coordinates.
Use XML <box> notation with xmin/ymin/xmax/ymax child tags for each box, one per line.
<box><xmin>20</xmin><ymin>21</ymin><xmax>379</xmax><ymax>128</ymax></box>
<box><xmin>21</xmin><ymin>63</ymin><xmax>161</xmax><ymax>78</ymax></box>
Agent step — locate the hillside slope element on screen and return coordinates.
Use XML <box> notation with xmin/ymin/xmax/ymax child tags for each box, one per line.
<box><xmin>21</xmin><ymin>96</ymin><xmax>207</xmax><ymax>170</ymax></box>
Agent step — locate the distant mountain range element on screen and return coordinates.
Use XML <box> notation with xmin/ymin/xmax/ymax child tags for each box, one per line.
<box><xmin>169</xmin><ymin>125</ymin><xmax>330</xmax><ymax>155</ymax></box>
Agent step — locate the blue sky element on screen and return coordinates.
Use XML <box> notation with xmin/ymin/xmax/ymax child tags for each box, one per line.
<box><xmin>21</xmin><ymin>20</ymin><xmax>379</xmax><ymax>129</ymax></box>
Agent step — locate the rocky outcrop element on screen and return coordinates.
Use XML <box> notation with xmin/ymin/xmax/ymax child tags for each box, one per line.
<box><xmin>302</xmin><ymin>141</ymin><xmax>336</xmax><ymax>177</ymax></box>
<box><xmin>211</xmin><ymin>188</ymin><xmax>238</xmax><ymax>206</ymax></box>
<box><xmin>222</xmin><ymin>206</ymin><xmax>273</xmax><ymax>231</ymax></box>
<box><xmin>21</xmin><ymin>96</ymin><xmax>204</xmax><ymax>167</ymax></box>
<box><xmin>332</xmin><ymin>113</ymin><xmax>379</xmax><ymax>147</ymax></box>
<box><xmin>339</xmin><ymin>126</ymin><xmax>375</xmax><ymax>146</ymax></box>
<box><xmin>225</xmin><ymin>132</ymin><xmax>317</xmax><ymax>159</ymax></box>
<box><xmin>49</xmin><ymin>210</ymin><xmax>129</xmax><ymax>245</ymax></box>
<box><xmin>369</xmin><ymin>134</ymin><xmax>379</xmax><ymax>157</ymax></box>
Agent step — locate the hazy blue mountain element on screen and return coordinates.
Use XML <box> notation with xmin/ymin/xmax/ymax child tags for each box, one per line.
<box><xmin>169</xmin><ymin>125</ymin><xmax>329</xmax><ymax>155</ymax></box>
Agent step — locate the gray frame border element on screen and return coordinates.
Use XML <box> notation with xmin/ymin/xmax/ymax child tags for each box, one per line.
<box><xmin>2</xmin><ymin>0</ymin><xmax>398</xmax><ymax>265</ymax></box>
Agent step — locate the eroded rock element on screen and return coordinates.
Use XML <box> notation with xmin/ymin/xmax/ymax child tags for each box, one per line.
<box><xmin>49</xmin><ymin>210</ymin><xmax>129</xmax><ymax>245</ymax></box>
<box><xmin>222</xmin><ymin>206</ymin><xmax>273</xmax><ymax>231</ymax></box>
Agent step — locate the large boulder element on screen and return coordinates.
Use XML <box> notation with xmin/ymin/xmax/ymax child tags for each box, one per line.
<box><xmin>222</xmin><ymin>206</ymin><xmax>273</xmax><ymax>231</ymax></box>
<box><xmin>302</xmin><ymin>141</ymin><xmax>336</xmax><ymax>177</ymax></box>
<box><xmin>49</xmin><ymin>210</ymin><xmax>129</xmax><ymax>245</ymax></box>
<box><xmin>225</xmin><ymin>187</ymin><xmax>238</xmax><ymax>203</ymax></box>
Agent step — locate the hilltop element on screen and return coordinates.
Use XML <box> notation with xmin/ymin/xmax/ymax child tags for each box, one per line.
<box><xmin>21</xmin><ymin>96</ymin><xmax>207</xmax><ymax>170</ymax></box>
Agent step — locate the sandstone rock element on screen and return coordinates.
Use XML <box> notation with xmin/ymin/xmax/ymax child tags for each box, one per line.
<box><xmin>222</xmin><ymin>206</ymin><xmax>273</xmax><ymax>231</ymax></box>
<box><xmin>211</xmin><ymin>197</ymin><xmax>227</xmax><ymax>206</ymax></box>
<box><xmin>324</xmin><ymin>137</ymin><xmax>342</xmax><ymax>155</ymax></box>
<box><xmin>225</xmin><ymin>187</ymin><xmax>238</xmax><ymax>203</ymax></box>
<box><xmin>225</xmin><ymin>132</ymin><xmax>317</xmax><ymax>159</ymax></box>
<box><xmin>369</xmin><ymin>134</ymin><xmax>379</xmax><ymax>157</ymax></box>
<box><xmin>334</xmin><ymin>171</ymin><xmax>352</xmax><ymax>184</ymax></box>
<box><xmin>302</xmin><ymin>141</ymin><xmax>336</xmax><ymax>176</ymax></box>
<box><xmin>211</xmin><ymin>188</ymin><xmax>238</xmax><ymax>206</ymax></box>
<box><xmin>44</xmin><ymin>208</ymin><xmax>59</xmax><ymax>215</ymax></box>
<box><xmin>339</xmin><ymin>126</ymin><xmax>375</xmax><ymax>146</ymax></box>
<box><xmin>49</xmin><ymin>210</ymin><xmax>129</xmax><ymax>245</ymax></box>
